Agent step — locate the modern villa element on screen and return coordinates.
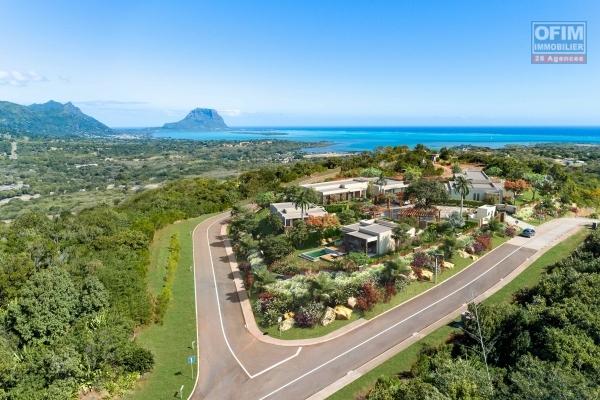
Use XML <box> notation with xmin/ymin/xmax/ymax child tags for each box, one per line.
<box><xmin>301</xmin><ymin>177</ymin><xmax>409</xmax><ymax>204</ymax></box>
<box><xmin>301</xmin><ymin>178</ymin><xmax>370</xmax><ymax>204</ymax></box>
<box><xmin>269</xmin><ymin>202</ymin><xmax>328</xmax><ymax>228</ymax></box>
<box><xmin>373</xmin><ymin>178</ymin><xmax>409</xmax><ymax>197</ymax></box>
<box><xmin>341</xmin><ymin>219</ymin><xmax>409</xmax><ymax>256</ymax></box>
<box><xmin>447</xmin><ymin>170</ymin><xmax>504</xmax><ymax>203</ymax></box>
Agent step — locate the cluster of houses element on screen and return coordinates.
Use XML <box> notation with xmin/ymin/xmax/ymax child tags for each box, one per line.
<box><xmin>269</xmin><ymin>171</ymin><xmax>508</xmax><ymax>256</ymax></box>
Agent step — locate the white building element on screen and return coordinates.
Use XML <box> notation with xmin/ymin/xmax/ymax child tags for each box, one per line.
<box><xmin>473</xmin><ymin>204</ymin><xmax>496</xmax><ymax>224</ymax></box>
<box><xmin>301</xmin><ymin>177</ymin><xmax>409</xmax><ymax>204</ymax></box>
<box><xmin>301</xmin><ymin>178</ymin><xmax>370</xmax><ymax>204</ymax></box>
<box><xmin>341</xmin><ymin>219</ymin><xmax>400</xmax><ymax>255</ymax></box>
<box><xmin>447</xmin><ymin>170</ymin><xmax>504</xmax><ymax>203</ymax></box>
<box><xmin>373</xmin><ymin>178</ymin><xmax>409</xmax><ymax>197</ymax></box>
<box><xmin>269</xmin><ymin>202</ymin><xmax>328</xmax><ymax>228</ymax></box>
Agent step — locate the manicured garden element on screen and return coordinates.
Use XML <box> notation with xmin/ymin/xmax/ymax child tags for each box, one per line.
<box><xmin>230</xmin><ymin>180</ymin><xmax>520</xmax><ymax>340</ymax></box>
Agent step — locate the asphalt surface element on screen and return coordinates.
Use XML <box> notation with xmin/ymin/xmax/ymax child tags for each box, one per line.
<box><xmin>191</xmin><ymin>214</ymin><xmax>587</xmax><ymax>400</ymax></box>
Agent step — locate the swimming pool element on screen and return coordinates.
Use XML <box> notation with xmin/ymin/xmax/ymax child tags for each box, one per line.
<box><xmin>299</xmin><ymin>248</ymin><xmax>336</xmax><ymax>262</ymax></box>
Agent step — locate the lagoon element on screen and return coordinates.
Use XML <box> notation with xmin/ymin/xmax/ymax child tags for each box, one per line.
<box><xmin>152</xmin><ymin>126</ymin><xmax>600</xmax><ymax>153</ymax></box>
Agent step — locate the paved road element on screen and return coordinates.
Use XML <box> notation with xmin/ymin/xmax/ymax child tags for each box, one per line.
<box><xmin>190</xmin><ymin>214</ymin><xmax>589</xmax><ymax>400</ymax></box>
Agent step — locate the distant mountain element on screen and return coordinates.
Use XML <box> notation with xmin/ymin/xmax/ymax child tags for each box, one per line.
<box><xmin>162</xmin><ymin>108</ymin><xmax>228</xmax><ymax>131</ymax></box>
<box><xmin>0</xmin><ymin>100</ymin><xmax>113</xmax><ymax>136</ymax></box>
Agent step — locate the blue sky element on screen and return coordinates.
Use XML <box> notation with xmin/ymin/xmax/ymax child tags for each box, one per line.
<box><xmin>0</xmin><ymin>0</ymin><xmax>598</xmax><ymax>127</ymax></box>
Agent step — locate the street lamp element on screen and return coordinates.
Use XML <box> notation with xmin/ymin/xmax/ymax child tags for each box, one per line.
<box><xmin>433</xmin><ymin>252</ymin><xmax>443</xmax><ymax>284</ymax></box>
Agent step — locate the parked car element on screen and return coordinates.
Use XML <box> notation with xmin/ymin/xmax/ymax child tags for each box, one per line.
<box><xmin>521</xmin><ymin>228</ymin><xmax>536</xmax><ymax>238</ymax></box>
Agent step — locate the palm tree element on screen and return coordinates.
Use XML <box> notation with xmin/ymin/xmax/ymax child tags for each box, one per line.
<box><xmin>252</xmin><ymin>267</ymin><xmax>276</xmax><ymax>295</ymax></box>
<box><xmin>310</xmin><ymin>273</ymin><xmax>336</xmax><ymax>305</ymax></box>
<box><xmin>383</xmin><ymin>192</ymin><xmax>395</xmax><ymax>218</ymax></box>
<box><xmin>453</xmin><ymin>175</ymin><xmax>471</xmax><ymax>216</ymax></box>
<box><xmin>292</xmin><ymin>188</ymin><xmax>319</xmax><ymax>219</ymax></box>
<box><xmin>391</xmin><ymin>223</ymin><xmax>412</xmax><ymax>251</ymax></box>
<box><xmin>381</xmin><ymin>258</ymin><xmax>411</xmax><ymax>286</ymax></box>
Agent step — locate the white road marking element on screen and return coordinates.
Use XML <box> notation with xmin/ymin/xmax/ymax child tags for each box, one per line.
<box><xmin>204</xmin><ymin>217</ymin><xmax>301</xmax><ymax>379</ymax></box>
<box><xmin>259</xmin><ymin>239</ymin><xmax>539</xmax><ymax>399</ymax></box>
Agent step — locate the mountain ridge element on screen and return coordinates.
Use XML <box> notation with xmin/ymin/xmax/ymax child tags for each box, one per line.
<box><xmin>0</xmin><ymin>100</ymin><xmax>113</xmax><ymax>136</ymax></box>
<box><xmin>162</xmin><ymin>108</ymin><xmax>228</xmax><ymax>131</ymax></box>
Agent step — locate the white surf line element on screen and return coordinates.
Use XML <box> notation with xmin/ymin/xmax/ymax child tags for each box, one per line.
<box><xmin>205</xmin><ymin>216</ymin><xmax>301</xmax><ymax>379</ymax></box>
<box><xmin>259</xmin><ymin>238</ymin><xmax>538</xmax><ymax>400</ymax></box>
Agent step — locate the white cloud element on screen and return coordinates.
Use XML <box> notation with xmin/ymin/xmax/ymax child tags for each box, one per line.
<box><xmin>0</xmin><ymin>70</ymin><xmax>47</xmax><ymax>86</ymax></box>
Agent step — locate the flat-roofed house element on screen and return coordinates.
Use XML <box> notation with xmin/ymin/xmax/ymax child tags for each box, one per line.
<box><xmin>447</xmin><ymin>170</ymin><xmax>504</xmax><ymax>203</ymax></box>
<box><xmin>269</xmin><ymin>202</ymin><xmax>328</xmax><ymax>228</ymax></box>
<box><xmin>301</xmin><ymin>177</ymin><xmax>409</xmax><ymax>204</ymax></box>
<box><xmin>301</xmin><ymin>178</ymin><xmax>370</xmax><ymax>204</ymax></box>
<box><xmin>372</xmin><ymin>178</ymin><xmax>409</xmax><ymax>197</ymax></box>
<box><xmin>341</xmin><ymin>219</ymin><xmax>399</xmax><ymax>255</ymax></box>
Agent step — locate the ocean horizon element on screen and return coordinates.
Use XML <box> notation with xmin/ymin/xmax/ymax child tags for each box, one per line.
<box><xmin>150</xmin><ymin>126</ymin><xmax>600</xmax><ymax>153</ymax></box>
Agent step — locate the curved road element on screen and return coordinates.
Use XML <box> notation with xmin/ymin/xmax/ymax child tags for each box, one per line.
<box><xmin>190</xmin><ymin>213</ymin><xmax>589</xmax><ymax>400</ymax></box>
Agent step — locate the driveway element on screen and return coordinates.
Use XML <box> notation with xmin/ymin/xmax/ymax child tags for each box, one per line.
<box><xmin>190</xmin><ymin>215</ymin><xmax>590</xmax><ymax>400</ymax></box>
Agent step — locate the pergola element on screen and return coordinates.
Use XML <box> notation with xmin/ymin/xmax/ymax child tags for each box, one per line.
<box><xmin>395</xmin><ymin>207</ymin><xmax>441</xmax><ymax>223</ymax></box>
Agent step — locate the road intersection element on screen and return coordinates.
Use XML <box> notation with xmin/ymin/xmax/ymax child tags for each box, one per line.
<box><xmin>190</xmin><ymin>213</ymin><xmax>589</xmax><ymax>400</ymax></box>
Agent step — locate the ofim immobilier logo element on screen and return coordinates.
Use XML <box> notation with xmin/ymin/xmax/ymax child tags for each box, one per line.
<box><xmin>531</xmin><ymin>21</ymin><xmax>586</xmax><ymax>64</ymax></box>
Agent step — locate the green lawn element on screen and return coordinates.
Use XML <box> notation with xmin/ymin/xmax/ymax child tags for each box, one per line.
<box><xmin>327</xmin><ymin>228</ymin><xmax>589</xmax><ymax>400</ymax></box>
<box><xmin>125</xmin><ymin>215</ymin><xmax>212</xmax><ymax>400</ymax></box>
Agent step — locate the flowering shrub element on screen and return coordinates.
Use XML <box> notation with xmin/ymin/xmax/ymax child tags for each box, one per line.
<box><xmin>355</xmin><ymin>281</ymin><xmax>380</xmax><ymax>311</ymax></box>
<box><xmin>412</xmin><ymin>252</ymin><xmax>432</xmax><ymax>269</ymax></box>
<box><xmin>475</xmin><ymin>234</ymin><xmax>492</xmax><ymax>251</ymax></box>
<box><xmin>469</xmin><ymin>241</ymin><xmax>486</xmax><ymax>255</ymax></box>
<box><xmin>384</xmin><ymin>283</ymin><xmax>396</xmax><ymax>302</ymax></box>
<box><xmin>504</xmin><ymin>225</ymin><xmax>517</xmax><ymax>237</ymax></box>
<box><xmin>295</xmin><ymin>302</ymin><xmax>324</xmax><ymax>328</ymax></box>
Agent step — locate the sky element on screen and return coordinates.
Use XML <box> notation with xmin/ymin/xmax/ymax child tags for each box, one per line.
<box><xmin>0</xmin><ymin>0</ymin><xmax>598</xmax><ymax>127</ymax></box>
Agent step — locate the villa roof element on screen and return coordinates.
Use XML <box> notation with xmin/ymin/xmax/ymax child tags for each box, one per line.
<box><xmin>346</xmin><ymin>230</ymin><xmax>379</xmax><ymax>242</ymax></box>
<box><xmin>270</xmin><ymin>202</ymin><xmax>327</xmax><ymax>220</ymax></box>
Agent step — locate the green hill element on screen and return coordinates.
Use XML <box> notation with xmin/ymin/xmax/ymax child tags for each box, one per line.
<box><xmin>0</xmin><ymin>100</ymin><xmax>113</xmax><ymax>136</ymax></box>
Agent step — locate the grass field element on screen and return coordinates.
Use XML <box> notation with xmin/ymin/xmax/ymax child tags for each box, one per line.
<box><xmin>125</xmin><ymin>215</ymin><xmax>212</xmax><ymax>400</ymax></box>
<box><xmin>326</xmin><ymin>228</ymin><xmax>589</xmax><ymax>400</ymax></box>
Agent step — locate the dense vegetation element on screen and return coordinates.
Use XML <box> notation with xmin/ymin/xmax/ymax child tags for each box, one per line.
<box><xmin>0</xmin><ymin>100</ymin><xmax>112</xmax><ymax>136</ymax></box>
<box><xmin>0</xmin><ymin>177</ymin><xmax>240</xmax><ymax>398</ymax></box>
<box><xmin>364</xmin><ymin>229</ymin><xmax>600</xmax><ymax>400</ymax></box>
<box><xmin>0</xmin><ymin>153</ymin><xmax>328</xmax><ymax>398</ymax></box>
<box><xmin>0</xmin><ymin>135</ymin><xmax>315</xmax><ymax>219</ymax></box>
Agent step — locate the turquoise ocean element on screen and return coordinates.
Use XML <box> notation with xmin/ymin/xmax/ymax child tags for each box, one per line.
<box><xmin>152</xmin><ymin>127</ymin><xmax>600</xmax><ymax>153</ymax></box>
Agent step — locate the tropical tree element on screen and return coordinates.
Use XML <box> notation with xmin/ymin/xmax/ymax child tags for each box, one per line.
<box><xmin>309</xmin><ymin>273</ymin><xmax>336</xmax><ymax>304</ymax></box>
<box><xmin>288</xmin><ymin>220</ymin><xmax>309</xmax><ymax>247</ymax></box>
<box><xmin>259</xmin><ymin>235</ymin><xmax>294</xmax><ymax>264</ymax></box>
<box><xmin>453</xmin><ymin>175</ymin><xmax>470</xmax><ymax>216</ymax></box>
<box><xmin>447</xmin><ymin>211</ymin><xmax>465</xmax><ymax>230</ymax></box>
<box><xmin>405</xmin><ymin>180</ymin><xmax>448</xmax><ymax>208</ymax></box>
<box><xmin>255</xmin><ymin>191</ymin><xmax>277</xmax><ymax>209</ymax></box>
<box><xmin>524</xmin><ymin>172</ymin><xmax>546</xmax><ymax>201</ymax></box>
<box><xmin>404</xmin><ymin>166</ymin><xmax>422</xmax><ymax>182</ymax></box>
<box><xmin>381</xmin><ymin>258</ymin><xmax>410</xmax><ymax>286</ymax></box>
<box><xmin>504</xmin><ymin>179</ymin><xmax>530</xmax><ymax>200</ymax></box>
<box><xmin>392</xmin><ymin>223</ymin><xmax>412</xmax><ymax>251</ymax></box>
<box><xmin>291</xmin><ymin>187</ymin><xmax>319</xmax><ymax>219</ymax></box>
<box><xmin>252</xmin><ymin>267</ymin><xmax>276</xmax><ymax>294</ymax></box>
